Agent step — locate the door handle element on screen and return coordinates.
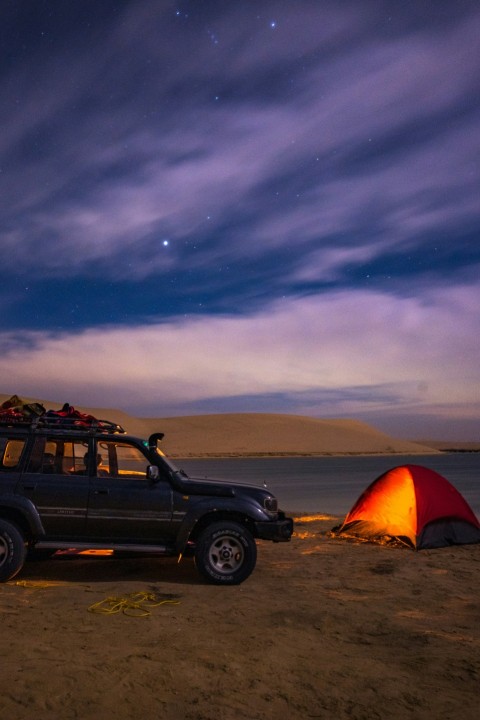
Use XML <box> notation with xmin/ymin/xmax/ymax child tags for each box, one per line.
<box><xmin>23</xmin><ymin>484</ymin><xmax>37</xmax><ymax>490</ymax></box>
<box><xmin>94</xmin><ymin>489</ymin><xmax>109</xmax><ymax>495</ymax></box>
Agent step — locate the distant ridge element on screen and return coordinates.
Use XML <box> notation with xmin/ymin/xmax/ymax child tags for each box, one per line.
<box><xmin>133</xmin><ymin>413</ymin><xmax>439</xmax><ymax>457</ymax></box>
<box><xmin>1</xmin><ymin>393</ymin><xmax>438</xmax><ymax>457</ymax></box>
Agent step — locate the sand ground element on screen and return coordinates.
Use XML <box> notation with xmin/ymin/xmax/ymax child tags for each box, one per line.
<box><xmin>1</xmin><ymin>516</ymin><xmax>479</xmax><ymax>720</ymax></box>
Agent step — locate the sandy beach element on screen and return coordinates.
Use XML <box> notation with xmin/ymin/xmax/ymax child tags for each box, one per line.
<box><xmin>1</xmin><ymin>515</ymin><xmax>479</xmax><ymax>720</ymax></box>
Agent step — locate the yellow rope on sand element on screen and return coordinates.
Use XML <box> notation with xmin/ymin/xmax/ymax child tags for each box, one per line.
<box><xmin>87</xmin><ymin>591</ymin><xmax>180</xmax><ymax>617</ymax></box>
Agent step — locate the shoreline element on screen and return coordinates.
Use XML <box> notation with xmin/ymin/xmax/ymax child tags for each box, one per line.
<box><xmin>170</xmin><ymin>449</ymin><xmax>446</xmax><ymax>459</ymax></box>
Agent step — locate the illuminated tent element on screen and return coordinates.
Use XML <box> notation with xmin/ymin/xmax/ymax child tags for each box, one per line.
<box><xmin>335</xmin><ymin>464</ymin><xmax>480</xmax><ymax>549</ymax></box>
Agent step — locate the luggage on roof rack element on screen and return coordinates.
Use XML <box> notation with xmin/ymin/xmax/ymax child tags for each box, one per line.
<box><xmin>41</xmin><ymin>404</ymin><xmax>125</xmax><ymax>433</ymax></box>
<box><xmin>32</xmin><ymin>415</ymin><xmax>125</xmax><ymax>434</ymax></box>
<box><xmin>0</xmin><ymin>394</ymin><xmax>29</xmax><ymax>411</ymax></box>
<box><xmin>0</xmin><ymin>399</ymin><xmax>125</xmax><ymax>434</ymax></box>
<box><xmin>0</xmin><ymin>399</ymin><xmax>46</xmax><ymax>425</ymax></box>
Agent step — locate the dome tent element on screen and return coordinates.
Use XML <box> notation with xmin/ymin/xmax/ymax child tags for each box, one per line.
<box><xmin>334</xmin><ymin>465</ymin><xmax>480</xmax><ymax>549</ymax></box>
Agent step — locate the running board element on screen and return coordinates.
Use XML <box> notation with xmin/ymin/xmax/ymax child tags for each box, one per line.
<box><xmin>35</xmin><ymin>541</ymin><xmax>173</xmax><ymax>554</ymax></box>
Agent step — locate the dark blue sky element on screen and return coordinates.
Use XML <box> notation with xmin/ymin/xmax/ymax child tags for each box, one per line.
<box><xmin>1</xmin><ymin>0</ymin><xmax>479</xmax><ymax>439</ymax></box>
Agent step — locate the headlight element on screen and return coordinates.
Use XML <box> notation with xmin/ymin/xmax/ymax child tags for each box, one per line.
<box><xmin>263</xmin><ymin>496</ymin><xmax>278</xmax><ymax>512</ymax></box>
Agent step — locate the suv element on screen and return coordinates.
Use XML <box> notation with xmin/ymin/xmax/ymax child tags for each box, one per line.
<box><xmin>0</xmin><ymin>416</ymin><xmax>293</xmax><ymax>585</ymax></box>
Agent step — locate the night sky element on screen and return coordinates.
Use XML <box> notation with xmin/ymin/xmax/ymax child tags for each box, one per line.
<box><xmin>1</xmin><ymin>0</ymin><xmax>479</xmax><ymax>439</ymax></box>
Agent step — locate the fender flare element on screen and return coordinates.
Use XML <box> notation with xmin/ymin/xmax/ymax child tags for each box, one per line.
<box><xmin>174</xmin><ymin>498</ymin><xmax>270</xmax><ymax>554</ymax></box>
<box><xmin>0</xmin><ymin>494</ymin><xmax>45</xmax><ymax>538</ymax></box>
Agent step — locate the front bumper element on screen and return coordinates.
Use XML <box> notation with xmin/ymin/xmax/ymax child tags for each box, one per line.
<box><xmin>254</xmin><ymin>512</ymin><xmax>294</xmax><ymax>542</ymax></box>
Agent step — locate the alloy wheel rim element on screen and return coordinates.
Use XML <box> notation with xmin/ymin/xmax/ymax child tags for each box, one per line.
<box><xmin>208</xmin><ymin>534</ymin><xmax>244</xmax><ymax>574</ymax></box>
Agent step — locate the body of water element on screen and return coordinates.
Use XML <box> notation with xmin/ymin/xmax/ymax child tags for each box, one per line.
<box><xmin>179</xmin><ymin>454</ymin><xmax>480</xmax><ymax>517</ymax></box>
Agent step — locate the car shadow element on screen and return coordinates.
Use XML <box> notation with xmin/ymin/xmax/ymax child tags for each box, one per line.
<box><xmin>19</xmin><ymin>551</ymin><xmax>203</xmax><ymax>586</ymax></box>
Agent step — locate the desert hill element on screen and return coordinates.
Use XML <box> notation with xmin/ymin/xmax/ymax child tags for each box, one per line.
<box><xmin>0</xmin><ymin>393</ymin><xmax>437</xmax><ymax>457</ymax></box>
<box><xmin>130</xmin><ymin>413</ymin><xmax>438</xmax><ymax>457</ymax></box>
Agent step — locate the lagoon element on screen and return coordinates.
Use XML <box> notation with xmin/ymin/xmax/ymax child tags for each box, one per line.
<box><xmin>180</xmin><ymin>453</ymin><xmax>480</xmax><ymax>517</ymax></box>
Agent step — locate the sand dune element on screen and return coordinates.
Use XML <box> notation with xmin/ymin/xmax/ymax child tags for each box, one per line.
<box><xmin>0</xmin><ymin>393</ymin><xmax>436</xmax><ymax>457</ymax></box>
<box><xmin>127</xmin><ymin>413</ymin><xmax>438</xmax><ymax>457</ymax></box>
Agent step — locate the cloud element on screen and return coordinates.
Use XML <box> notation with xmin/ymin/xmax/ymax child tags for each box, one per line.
<box><xmin>1</xmin><ymin>284</ymin><xmax>478</xmax><ymax>422</ymax></box>
<box><xmin>1</xmin><ymin>1</ymin><xmax>479</xmax><ymax>289</ymax></box>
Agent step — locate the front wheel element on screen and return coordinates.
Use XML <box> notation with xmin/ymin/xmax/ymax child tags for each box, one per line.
<box><xmin>194</xmin><ymin>521</ymin><xmax>257</xmax><ymax>585</ymax></box>
<box><xmin>0</xmin><ymin>519</ymin><xmax>27</xmax><ymax>582</ymax></box>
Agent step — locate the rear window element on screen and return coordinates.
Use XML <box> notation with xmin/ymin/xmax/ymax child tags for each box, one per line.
<box><xmin>0</xmin><ymin>437</ymin><xmax>27</xmax><ymax>470</ymax></box>
<box><xmin>26</xmin><ymin>437</ymin><xmax>89</xmax><ymax>475</ymax></box>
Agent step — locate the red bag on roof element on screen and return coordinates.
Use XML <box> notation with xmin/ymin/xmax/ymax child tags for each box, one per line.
<box><xmin>44</xmin><ymin>403</ymin><xmax>99</xmax><ymax>427</ymax></box>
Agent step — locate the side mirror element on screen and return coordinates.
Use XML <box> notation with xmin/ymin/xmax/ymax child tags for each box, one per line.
<box><xmin>147</xmin><ymin>465</ymin><xmax>160</xmax><ymax>481</ymax></box>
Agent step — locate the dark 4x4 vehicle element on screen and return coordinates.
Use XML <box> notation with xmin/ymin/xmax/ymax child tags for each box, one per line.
<box><xmin>0</xmin><ymin>417</ymin><xmax>293</xmax><ymax>585</ymax></box>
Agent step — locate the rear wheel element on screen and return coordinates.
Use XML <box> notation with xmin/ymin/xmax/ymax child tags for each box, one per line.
<box><xmin>194</xmin><ymin>521</ymin><xmax>257</xmax><ymax>585</ymax></box>
<box><xmin>0</xmin><ymin>519</ymin><xmax>26</xmax><ymax>582</ymax></box>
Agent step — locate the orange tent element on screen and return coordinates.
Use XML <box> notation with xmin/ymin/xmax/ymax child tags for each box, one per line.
<box><xmin>335</xmin><ymin>464</ymin><xmax>480</xmax><ymax>549</ymax></box>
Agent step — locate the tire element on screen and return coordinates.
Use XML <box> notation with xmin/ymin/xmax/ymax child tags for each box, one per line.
<box><xmin>0</xmin><ymin>519</ymin><xmax>27</xmax><ymax>582</ymax></box>
<box><xmin>194</xmin><ymin>521</ymin><xmax>257</xmax><ymax>585</ymax></box>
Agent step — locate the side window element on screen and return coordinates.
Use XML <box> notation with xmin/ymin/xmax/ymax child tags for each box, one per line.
<box><xmin>97</xmin><ymin>442</ymin><xmax>149</xmax><ymax>479</ymax></box>
<box><xmin>62</xmin><ymin>441</ymin><xmax>91</xmax><ymax>475</ymax></box>
<box><xmin>27</xmin><ymin>438</ymin><xmax>89</xmax><ymax>475</ymax></box>
<box><xmin>0</xmin><ymin>438</ymin><xmax>26</xmax><ymax>470</ymax></box>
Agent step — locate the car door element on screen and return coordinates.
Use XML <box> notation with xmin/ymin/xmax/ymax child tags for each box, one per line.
<box><xmin>86</xmin><ymin>439</ymin><xmax>173</xmax><ymax>543</ymax></box>
<box><xmin>17</xmin><ymin>436</ymin><xmax>91</xmax><ymax>539</ymax></box>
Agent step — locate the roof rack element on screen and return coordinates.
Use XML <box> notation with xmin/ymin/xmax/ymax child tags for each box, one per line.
<box><xmin>0</xmin><ymin>414</ymin><xmax>125</xmax><ymax>434</ymax></box>
<box><xmin>0</xmin><ymin>399</ymin><xmax>126</xmax><ymax>434</ymax></box>
<box><xmin>35</xmin><ymin>416</ymin><xmax>125</xmax><ymax>434</ymax></box>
